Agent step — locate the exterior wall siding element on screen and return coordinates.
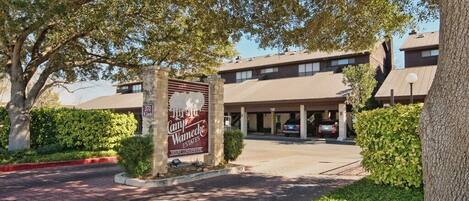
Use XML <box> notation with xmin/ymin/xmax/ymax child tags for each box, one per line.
<box><xmin>404</xmin><ymin>49</ymin><xmax>439</xmax><ymax>67</ymax></box>
<box><xmin>370</xmin><ymin>41</ymin><xmax>392</xmax><ymax>83</ymax></box>
<box><xmin>220</xmin><ymin>54</ymin><xmax>370</xmax><ymax>84</ymax></box>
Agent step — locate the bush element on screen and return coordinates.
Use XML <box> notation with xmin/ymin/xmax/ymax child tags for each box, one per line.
<box><xmin>0</xmin><ymin>107</ymin><xmax>137</xmax><ymax>151</ymax></box>
<box><xmin>35</xmin><ymin>143</ymin><xmax>64</xmax><ymax>155</ymax></box>
<box><xmin>355</xmin><ymin>104</ymin><xmax>423</xmax><ymax>188</ymax></box>
<box><xmin>0</xmin><ymin>108</ymin><xmax>8</xmax><ymax>149</ymax></box>
<box><xmin>224</xmin><ymin>129</ymin><xmax>244</xmax><ymax>162</ymax></box>
<box><xmin>116</xmin><ymin>135</ymin><xmax>153</xmax><ymax>178</ymax></box>
<box><xmin>30</xmin><ymin>108</ymin><xmax>60</xmax><ymax>148</ymax></box>
<box><xmin>55</xmin><ymin>109</ymin><xmax>137</xmax><ymax>151</ymax></box>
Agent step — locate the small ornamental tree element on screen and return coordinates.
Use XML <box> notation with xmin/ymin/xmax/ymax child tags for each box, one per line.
<box><xmin>342</xmin><ymin>64</ymin><xmax>377</xmax><ymax>113</ymax></box>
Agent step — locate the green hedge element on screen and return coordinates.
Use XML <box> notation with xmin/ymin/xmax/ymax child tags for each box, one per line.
<box><xmin>355</xmin><ymin>104</ymin><xmax>423</xmax><ymax>188</ymax></box>
<box><xmin>0</xmin><ymin>108</ymin><xmax>137</xmax><ymax>151</ymax></box>
<box><xmin>224</xmin><ymin>129</ymin><xmax>244</xmax><ymax>162</ymax></box>
<box><xmin>115</xmin><ymin>135</ymin><xmax>153</xmax><ymax>178</ymax></box>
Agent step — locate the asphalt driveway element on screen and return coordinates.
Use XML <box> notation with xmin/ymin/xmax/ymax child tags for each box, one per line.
<box><xmin>0</xmin><ymin>139</ymin><xmax>364</xmax><ymax>201</ymax></box>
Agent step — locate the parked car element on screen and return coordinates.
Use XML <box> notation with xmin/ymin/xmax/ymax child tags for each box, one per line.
<box><xmin>318</xmin><ymin>120</ymin><xmax>338</xmax><ymax>138</ymax></box>
<box><xmin>283</xmin><ymin>118</ymin><xmax>300</xmax><ymax>137</ymax></box>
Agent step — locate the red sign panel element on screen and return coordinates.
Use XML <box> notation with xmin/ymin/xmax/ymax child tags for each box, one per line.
<box><xmin>167</xmin><ymin>79</ymin><xmax>209</xmax><ymax>157</ymax></box>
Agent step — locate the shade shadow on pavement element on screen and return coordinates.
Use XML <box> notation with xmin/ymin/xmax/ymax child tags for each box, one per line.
<box><xmin>0</xmin><ymin>164</ymin><xmax>355</xmax><ymax>201</ymax></box>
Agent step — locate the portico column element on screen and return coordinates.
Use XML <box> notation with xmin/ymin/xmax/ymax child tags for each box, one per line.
<box><xmin>337</xmin><ymin>103</ymin><xmax>347</xmax><ymax>141</ymax></box>
<box><xmin>240</xmin><ymin>106</ymin><xmax>247</xmax><ymax>136</ymax></box>
<box><xmin>300</xmin><ymin>105</ymin><xmax>307</xmax><ymax>139</ymax></box>
<box><xmin>270</xmin><ymin>108</ymin><xmax>275</xmax><ymax>135</ymax></box>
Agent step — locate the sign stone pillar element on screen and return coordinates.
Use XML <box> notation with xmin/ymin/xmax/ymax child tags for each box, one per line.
<box><xmin>204</xmin><ymin>75</ymin><xmax>225</xmax><ymax>166</ymax></box>
<box><xmin>142</xmin><ymin>67</ymin><xmax>169</xmax><ymax>176</ymax></box>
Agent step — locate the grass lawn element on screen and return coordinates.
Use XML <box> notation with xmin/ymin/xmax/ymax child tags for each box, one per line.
<box><xmin>316</xmin><ymin>178</ymin><xmax>423</xmax><ymax>201</ymax></box>
<box><xmin>0</xmin><ymin>149</ymin><xmax>117</xmax><ymax>165</ymax></box>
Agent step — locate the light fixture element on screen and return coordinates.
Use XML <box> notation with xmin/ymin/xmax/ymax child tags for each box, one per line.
<box><xmin>405</xmin><ymin>73</ymin><xmax>418</xmax><ymax>104</ymax></box>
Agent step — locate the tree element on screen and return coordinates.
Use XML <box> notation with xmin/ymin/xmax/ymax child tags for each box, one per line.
<box><xmin>1</xmin><ymin>0</ymin><xmax>244</xmax><ymax>151</ymax></box>
<box><xmin>419</xmin><ymin>2</ymin><xmax>469</xmax><ymax>200</ymax></box>
<box><xmin>342</xmin><ymin>64</ymin><xmax>377</xmax><ymax>113</ymax></box>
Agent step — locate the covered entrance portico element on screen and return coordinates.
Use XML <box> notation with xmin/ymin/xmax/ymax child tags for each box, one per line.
<box><xmin>225</xmin><ymin>100</ymin><xmax>349</xmax><ymax>141</ymax></box>
<box><xmin>223</xmin><ymin>72</ymin><xmax>353</xmax><ymax>141</ymax></box>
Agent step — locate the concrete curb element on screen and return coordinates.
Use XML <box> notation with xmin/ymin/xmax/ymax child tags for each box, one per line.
<box><xmin>0</xmin><ymin>157</ymin><xmax>118</xmax><ymax>172</ymax></box>
<box><xmin>114</xmin><ymin>165</ymin><xmax>245</xmax><ymax>188</ymax></box>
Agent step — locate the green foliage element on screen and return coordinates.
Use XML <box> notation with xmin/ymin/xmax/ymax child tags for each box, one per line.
<box><xmin>30</xmin><ymin>108</ymin><xmax>60</xmax><ymax>148</ymax></box>
<box><xmin>0</xmin><ymin>107</ymin><xmax>137</xmax><ymax>151</ymax></box>
<box><xmin>0</xmin><ymin>108</ymin><xmax>8</xmax><ymax>149</ymax></box>
<box><xmin>342</xmin><ymin>64</ymin><xmax>378</xmax><ymax>113</ymax></box>
<box><xmin>55</xmin><ymin>109</ymin><xmax>137</xmax><ymax>151</ymax></box>
<box><xmin>224</xmin><ymin>129</ymin><xmax>245</xmax><ymax>162</ymax></box>
<box><xmin>115</xmin><ymin>135</ymin><xmax>153</xmax><ymax>178</ymax></box>
<box><xmin>35</xmin><ymin>143</ymin><xmax>64</xmax><ymax>155</ymax></box>
<box><xmin>0</xmin><ymin>149</ymin><xmax>116</xmax><ymax>165</ymax></box>
<box><xmin>355</xmin><ymin>104</ymin><xmax>423</xmax><ymax>188</ymax></box>
<box><xmin>316</xmin><ymin>178</ymin><xmax>424</xmax><ymax>201</ymax></box>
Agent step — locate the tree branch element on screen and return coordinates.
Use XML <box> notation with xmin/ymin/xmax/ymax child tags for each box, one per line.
<box><xmin>24</xmin><ymin>31</ymin><xmax>88</xmax><ymax>82</ymax></box>
<box><xmin>31</xmin><ymin>24</ymin><xmax>54</xmax><ymax>60</ymax></box>
<box><xmin>25</xmin><ymin>64</ymin><xmax>54</xmax><ymax>109</ymax></box>
<box><xmin>86</xmin><ymin>52</ymin><xmax>147</xmax><ymax>69</ymax></box>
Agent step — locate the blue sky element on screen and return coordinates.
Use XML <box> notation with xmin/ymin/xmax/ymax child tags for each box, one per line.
<box><xmin>58</xmin><ymin>20</ymin><xmax>439</xmax><ymax>105</ymax></box>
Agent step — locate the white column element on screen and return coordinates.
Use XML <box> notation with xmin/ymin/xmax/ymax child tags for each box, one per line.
<box><xmin>270</xmin><ymin>108</ymin><xmax>275</xmax><ymax>135</ymax></box>
<box><xmin>240</xmin><ymin>106</ymin><xmax>248</xmax><ymax>136</ymax></box>
<box><xmin>337</xmin><ymin>103</ymin><xmax>347</xmax><ymax>141</ymax></box>
<box><xmin>300</xmin><ymin>105</ymin><xmax>307</xmax><ymax>139</ymax></box>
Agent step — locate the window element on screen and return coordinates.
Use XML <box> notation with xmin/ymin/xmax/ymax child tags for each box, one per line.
<box><xmin>298</xmin><ymin>62</ymin><xmax>320</xmax><ymax>76</ymax></box>
<box><xmin>422</xmin><ymin>49</ymin><xmax>439</xmax><ymax>57</ymax></box>
<box><xmin>261</xmin><ymin>67</ymin><xmax>278</xmax><ymax>74</ymax></box>
<box><xmin>331</xmin><ymin>58</ymin><xmax>355</xmax><ymax>66</ymax></box>
<box><xmin>132</xmin><ymin>84</ymin><xmax>142</xmax><ymax>93</ymax></box>
<box><xmin>236</xmin><ymin>70</ymin><xmax>252</xmax><ymax>82</ymax></box>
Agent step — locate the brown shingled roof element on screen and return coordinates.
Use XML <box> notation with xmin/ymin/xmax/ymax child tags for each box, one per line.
<box><xmin>375</xmin><ymin>65</ymin><xmax>437</xmax><ymax>99</ymax></box>
<box><xmin>400</xmin><ymin>32</ymin><xmax>439</xmax><ymax>50</ymax></box>
<box><xmin>77</xmin><ymin>92</ymin><xmax>143</xmax><ymax>109</ymax></box>
<box><xmin>77</xmin><ymin>72</ymin><xmax>350</xmax><ymax>109</ymax></box>
<box><xmin>219</xmin><ymin>50</ymin><xmax>367</xmax><ymax>72</ymax></box>
<box><xmin>224</xmin><ymin>71</ymin><xmax>350</xmax><ymax>104</ymax></box>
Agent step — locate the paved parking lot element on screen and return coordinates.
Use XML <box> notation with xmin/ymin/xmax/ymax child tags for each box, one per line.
<box><xmin>0</xmin><ymin>139</ymin><xmax>363</xmax><ymax>201</ymax></box>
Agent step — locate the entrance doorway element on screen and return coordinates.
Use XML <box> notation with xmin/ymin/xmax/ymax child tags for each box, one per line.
<box><xmin>256</xmin><ymin>113</ymin><xmax>264</xmax><ymax>132</ymax></box>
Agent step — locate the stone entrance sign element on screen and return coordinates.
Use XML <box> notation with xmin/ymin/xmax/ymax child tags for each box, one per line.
<box><xmin>142</xmin><ymin>67</ymin><xmax>224</xmax><ymax>176</ymax></box>
<box><xmin>167</xmin><ymin>80</ymin><xmax>209</xmax><ymax>157</ymax></box>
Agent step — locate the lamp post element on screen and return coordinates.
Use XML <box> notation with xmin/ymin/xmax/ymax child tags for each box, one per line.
<box><xmin>405</xmin><ymin>73</ymin><xmax>418</xmax><ymax>104</ymax></box>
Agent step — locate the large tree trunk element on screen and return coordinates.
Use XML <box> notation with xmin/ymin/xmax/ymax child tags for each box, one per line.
<box><xmin>7</xmin><ymin>104</ymin><xmax>31</xmax><ymax>151</ymax></box>
<box><xmin>420</xmin><ymin>1</ymin><xmax>469</xmax><ymax>200</ymax></box>
<box><xmin>6</xmin><ymin>77</ymin><xmax>31</xmax><ymax>151</ymax></box>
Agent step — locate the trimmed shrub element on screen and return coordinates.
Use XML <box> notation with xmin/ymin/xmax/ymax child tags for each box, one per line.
<box><xmin>224</xmin><ymin>129</ymin><xmax>244</xmax><ymax>162</ymax></box>
<box><xmin>355</xmin><ymin>104</ymin><xmax>423</xmax><ymax>188</ymax></box>
<box><xmin>0</xmin><ymin>108</ymin><xmax>8</xmax><ymax>149</ymax></box>
<box><xmin>115</xmin><ymin>135</ymin><xmax>153</xmax><ymax>178</ymax></box>
<box><xmin>55</xmin><ymin>109</ymin><xmax>137</xmax><ymax>151</ymax></box>
<box><xmin>30</xmin><ymin>108</ymin><xmax>60</xmax><ymax>148</ymax></box>
<box><xmin>0</xmin><ymin>108</ymin><xmax>137</xmax><ymax>151</ymax></box>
